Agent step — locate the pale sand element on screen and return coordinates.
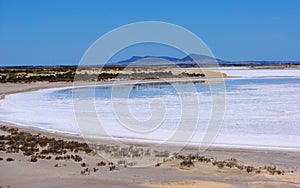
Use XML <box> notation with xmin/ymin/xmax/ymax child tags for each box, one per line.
<box><xmin>1</xmin><ymin>81</ymin><xmax>300</xmax><ymax>188</ymax></box>
<box><xmin>0</xmin><ymin>77</ymin><xmax>224</xmax><ymax>96</ymax></box>
<box><xmin>0</xmin><ymin>82</ymin><xmax>74</xmax><ymax>95</ymax></box>
<box><xmin>0</xmin><ymin>66</ymin><xmax>228</xmax><ymax>96</ymax></box>
<box><xmin>144</xmin><ymin>180</ymin><xmax>236</xmax><ymax>188</ymax></box>
<box><xmin>2</xmin><ymin>148</ymin><xmax>300</xmax><ymax>187</ymax></box>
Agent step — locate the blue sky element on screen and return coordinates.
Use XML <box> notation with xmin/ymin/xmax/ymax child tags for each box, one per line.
<box><xmin>0</xmin><ymin>0</ymin><xmax>300</xmax><ymax>66</ymax></box>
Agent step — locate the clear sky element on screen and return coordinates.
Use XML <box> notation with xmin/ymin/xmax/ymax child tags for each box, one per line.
<box><xmin>0</xmin><ymin>0</ymin><xmax>300</xmax><ymax>66</ymax></box>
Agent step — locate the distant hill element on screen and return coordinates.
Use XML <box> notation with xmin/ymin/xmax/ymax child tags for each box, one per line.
<box><xmin>1</xmin><ymin>54</ymin><xmax>300</xmax><ymax>68</ymax></box>
<box><xmin>109</xmin><ymin>54</ymin><xmax>300</xmax><ymax>67</ymax></box>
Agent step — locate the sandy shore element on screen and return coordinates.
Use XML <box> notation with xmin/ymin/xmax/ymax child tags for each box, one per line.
<box><xmin>0</xmin><ymin>78</ymin><xmax>217</xmax><ymax>96</ymax></box>
<box><xmin>1</xmin><ymin>126</ymin><xmax>300</xmax><ymax>188</ymax></box>
<box><xmin>1</xmin><ymin>81</ymin><xmax>300</xmax><ymax>188</ymax></box>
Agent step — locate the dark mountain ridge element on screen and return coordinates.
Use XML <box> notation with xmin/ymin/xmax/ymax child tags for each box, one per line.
<box><xmin>1</xmin><ymin>54</ymin><xmax>300</xmax><ymax>68</ymax></box>
<box><xmin>109</xmin><ymin>54</ymin><xmax>300</xmax><ymax>67</ymax></box>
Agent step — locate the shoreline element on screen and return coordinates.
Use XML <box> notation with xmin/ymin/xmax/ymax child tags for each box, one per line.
<box><xmin>1</xmin><ymin>76</ymin><xmax>300</xmax><ymax>154</ymax></box>
<box><xmin>1</xmin><ymin>124</ymin><xmax>300</xmax><ymax>188</ymax></box>
<box><xmin>0</xmin><ymin>76</ymin><xmax>221</xmax><ymax>95</ymax></box>
<box><xmin>1</xmin><ymin>65</ymin><xmax>299</xmax><ymax>96</ymax></box>
<box><xmin>1</xmin><ymin>70</ymin><xmax>300</xmax><ymax>187</ymax></box>
<box><xmin>2</xmin><ymin>119</ymin><xmax>300</xmax><ymax>154</ymax></box>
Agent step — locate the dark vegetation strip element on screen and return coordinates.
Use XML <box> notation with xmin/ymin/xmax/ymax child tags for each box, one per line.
<box><xmin>0</xmin><ymin>67</ymin><xmax>204</xmax><ymax>83</ymax></box>
<box><xmin>0</xmin><ymin>125</ymin><xmax>297</xmax><ymax>176</ymax></box>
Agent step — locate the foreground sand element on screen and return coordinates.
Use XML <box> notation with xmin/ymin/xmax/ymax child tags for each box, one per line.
<box><xmin>1</xmin><ymin>81</ymin><xmax>300</xmax><ymax>188</ymax></box>
<box><xmin>1</xmin><ymin>124</ymin><xmax>300</xmax><ymax>188</ymax></box>
<box><xmin>144</xmin><ymin>181</ymin><xmax>236</xmax><ymax>188</ymax></box>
